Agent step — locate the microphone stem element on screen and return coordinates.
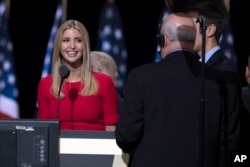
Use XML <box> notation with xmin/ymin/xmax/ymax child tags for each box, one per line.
<box><xmin>57</xmin><ymin>80</ymin><xmax>63</xmax><ymax>119</ymax></box>
<box><xmin>199</xmin><ymin>16</ymin><xmax>206</xmax><ymax>167</ymax></box>
<box><xmin>57</xmin><ymin>97</ymin><xmax>60</xmax><ymax>119</ymax></box>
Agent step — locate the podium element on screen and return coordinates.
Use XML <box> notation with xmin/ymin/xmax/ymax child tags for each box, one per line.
<box><xmin>60</xmin><ymin>130</ymin><xmax>128</xmax><ymax>167</ymax></box>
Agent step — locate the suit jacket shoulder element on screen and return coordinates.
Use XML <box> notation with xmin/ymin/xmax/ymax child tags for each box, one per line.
<box><xmin>206</xmin><ymin>49</ymin><xmax>238</xmax><ymax>73</ymax></box>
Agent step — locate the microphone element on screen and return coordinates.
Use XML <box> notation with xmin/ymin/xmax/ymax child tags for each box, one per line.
<box><xmin>196</xmin><ymin>15</ymin><xmax>206</xmax><ymax>23</ymax></box>
<box><xmin>196</xmin><ymin>15</ymin><xmax>207</xmax><ymax>34</ymax></box>
<box><xmin>57</xmin><ymin>64</ymin><xmax>70</xmax><ymax>119</ymax></box>
<box><xmin>59</xmin><ymin>64</ymin><xmax>70</xmax><ymax>80</ymax></box>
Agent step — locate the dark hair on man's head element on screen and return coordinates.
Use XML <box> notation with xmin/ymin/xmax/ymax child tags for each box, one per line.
<box><xmin>184</xmin><ymin>1</ymin><xmax>229</xmax><ymax>41</ymax></box>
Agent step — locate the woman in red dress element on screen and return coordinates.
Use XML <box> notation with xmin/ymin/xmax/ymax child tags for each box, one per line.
<box><xmin>37</xmin><ymin>20</ymin><xmax>118</xmax><ymax>131</ymax></box>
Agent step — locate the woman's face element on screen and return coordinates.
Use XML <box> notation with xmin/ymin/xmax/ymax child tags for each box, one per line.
<box><xmin>60</xmin><ymin>28</ymin><xmax>83</xmax><ymax>66</ymax></box>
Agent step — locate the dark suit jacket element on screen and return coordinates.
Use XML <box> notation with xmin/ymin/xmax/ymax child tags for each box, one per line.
<box><xmin>115</xmin><ymin>50</ymin><xmax>240</xmax><ymax>167</ymax></box>
<box><xmin>207</xmin><ymin>49</ymin><xmax>250</xmax><ymax>155</ymax></box>
<box><xmin>206</xmin><ymin>49</ymin><xmax>238</xmax><ymax>74</ymax></box>
<box><xmin>207</xmin><ymin>48</ymin><xmax>248</xmax><ymax>154</ymax></box>
<box><xmin>242</xmin><ymin>85</ymin><xmax>250</xmax><ymax>113</ymax></box>
<box><xmin>241</xmin><ymin>85</ymin><xmax>250</xmax><ymax>153</ymax></box>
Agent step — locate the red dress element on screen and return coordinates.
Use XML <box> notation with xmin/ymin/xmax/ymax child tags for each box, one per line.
<box><xmin>37</xmin><ymin>71</ymin><xmax>118</xmax><ymax>130</ymax></box>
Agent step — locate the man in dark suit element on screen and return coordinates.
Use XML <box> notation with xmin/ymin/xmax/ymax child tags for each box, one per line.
<box><xmin>115</xmin><ymin>12</ymin><xmax>240</xmax><ymax>167</ymax></box>
<box><xmin>241</xmin><ymin>56</ymin><xmax>250</xmax><ymax>154</ymax></box>
<box><xmin>184</xmin><ymin>1</ymin><xmax>239</xmax><ymax>75</ymax></box>
<box><xmin>242</xmin><ymin>55</ymin><xmax>250</xmax><ymax>113</ymax></box>
<box><xmin>185</xmin><ymin>0</ymin><xmax>248</xmax><ymax>157</ymax></box>
<box><xmin>186</xmin><ymin>1</ymin><xmax>250</xmax><ymax>158</ymax></box>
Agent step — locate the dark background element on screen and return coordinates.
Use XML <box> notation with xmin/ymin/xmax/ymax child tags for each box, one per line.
<box><xmin>8</xmin><ymin>0</ymin><xmax>249</xmax><ymax>118</ymax></box>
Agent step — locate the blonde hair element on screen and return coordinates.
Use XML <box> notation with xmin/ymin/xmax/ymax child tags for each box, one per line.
<box><xmin>51</xmin><ymin>20</ymin><xmax>98</xmax><ymax>97</ymax></box>
<box><xmin>90</xmin><ymin>51</ymin><xmax>119</xmax><ymax>86</ymax></box>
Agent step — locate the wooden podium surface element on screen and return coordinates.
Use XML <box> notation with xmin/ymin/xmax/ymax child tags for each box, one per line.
<box><xmin>59</xmin><ymin>130</ymin><xmax>128</xmax><ymax>167</ymax></box>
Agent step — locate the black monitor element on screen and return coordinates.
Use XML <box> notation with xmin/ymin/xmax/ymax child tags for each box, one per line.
<box><xmin>0</xmin><ymin>119</ymin><xmax>60</xmax><ymax>167</ymax></box>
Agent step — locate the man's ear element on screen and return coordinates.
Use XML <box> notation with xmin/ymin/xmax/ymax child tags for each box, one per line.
<box><xmin>159</xmin><ymin>34</ymin><xmax>166</xmax><ymax>48</ymax></box>
<box><xmin>206</xmin><ymin>24</ymin><xmax>216</xmax><ymax>37</ymax></box>
<box><xmin>160</xmin><ymin>34</ymin><xmax>169</xmax><ymax>48</ymax></box>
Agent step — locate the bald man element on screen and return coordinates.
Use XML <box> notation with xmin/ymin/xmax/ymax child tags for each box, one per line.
<box><xmin>115</xmin><ymin>13</ymin><xmax>240</xmax><ymax>167</ymax></box>
<box><xmin>159</xmin><ymin>12</ymin><xmax>197</xmax><ymax>59</ymax></box>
